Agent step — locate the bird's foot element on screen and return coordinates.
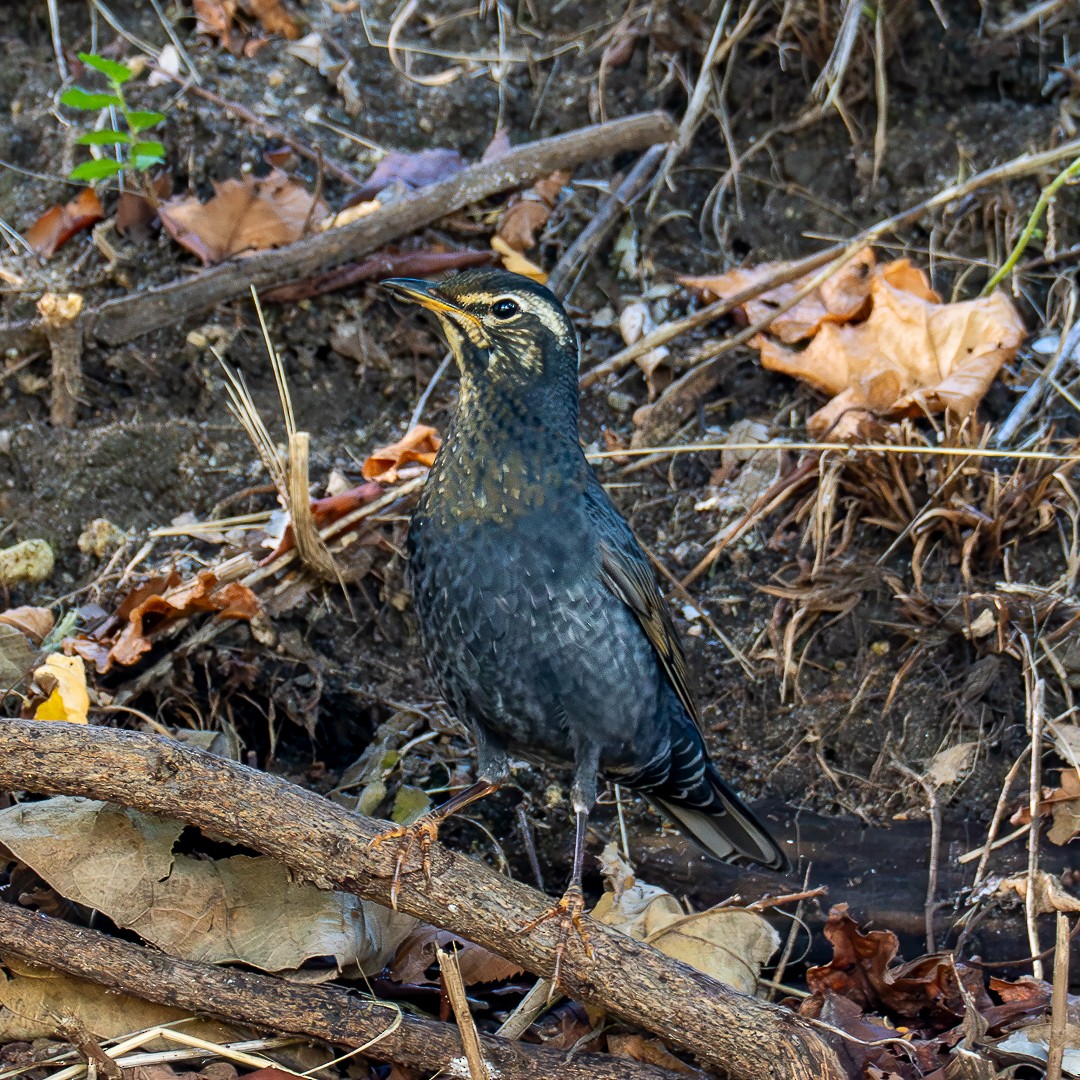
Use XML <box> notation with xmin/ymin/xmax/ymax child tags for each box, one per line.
<box><xmin>368</xmin><ymin>816</ymin><xmax>441</xmax><ymax>909</ymax></box>
<box><xmin>521</xmin><ymin>883</ymin><xmax>593</xmax><ymax>989</ymax></box>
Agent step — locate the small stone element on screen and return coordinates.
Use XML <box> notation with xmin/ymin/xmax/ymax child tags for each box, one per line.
<box><xmin>0</xmin><ymin>539</ymin><xmax>55</xmax><ymax>587</ymax></box>
<box><xmin>77</xmin><ymin>518</ymin><xmax>126</xmax><ymax>559</ymax></box>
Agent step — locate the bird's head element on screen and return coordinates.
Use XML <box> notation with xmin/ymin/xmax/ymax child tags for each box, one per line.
<box><xmin>382</xmin><ymin>269</ymin><xmax>578</xmax><ymax>397</ymax></box>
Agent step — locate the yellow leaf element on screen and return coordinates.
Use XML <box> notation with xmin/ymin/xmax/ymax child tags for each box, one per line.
<box><xmin>33</xmin><ymin>654</ymin><xmax>90</xmax><ymax>723</ymax></box>
<box><xmin>490</xmin><ymin>236</ymin><xmax>547</xmax><ymax>283</ymax></box>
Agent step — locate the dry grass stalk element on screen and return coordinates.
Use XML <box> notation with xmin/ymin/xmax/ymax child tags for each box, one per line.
<box><xmin>437</xmin><ymin>944</ymin><xmax>491</xmax><ymax>1080</ymax></box>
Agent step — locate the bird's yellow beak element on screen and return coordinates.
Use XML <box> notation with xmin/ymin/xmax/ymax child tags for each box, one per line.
<box><xmin>382</xmin><ymin>278</ymin><xmax>479</xmax><ymax>324</ymax></box>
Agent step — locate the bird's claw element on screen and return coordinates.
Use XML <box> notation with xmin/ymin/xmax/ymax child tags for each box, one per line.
<box><xmin>368</xmin><ymin>817</ymin><xmax>441</xmax><ymax>909</ymax></box>
<box><xmin>521</xmin><ymin>884</ymin><xmax>593</xmax><ymax>990</ymax></box>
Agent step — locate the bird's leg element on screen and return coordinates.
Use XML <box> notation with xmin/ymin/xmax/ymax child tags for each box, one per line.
<box><xmin>521</xmin><ymin>749</ymin><xmax>597</xmax><ymax>987</ymax></box>
<box><xmin>368</xmin><ymin>732</ymin><xmax>508</xmax><ymax>909</ymax></box>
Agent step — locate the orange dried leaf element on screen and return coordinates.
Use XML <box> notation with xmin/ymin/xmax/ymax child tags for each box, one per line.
<box><xmin>244</xmin><ymin>0</ymin><xmax>301</xmax><ymax>39</ymax></box>
<box><xmin>700</xmin><ymin>249</ymin><xmax>1024</xmax><ymax>440</ymax></box>
<box><xmin>496</xmin><ymin>169</ymin><xmax>570</xmax><ymax>252</ymax></box>
<box><xmin>362</xmin><ymin>425</ymin><xmax>441</xmax><ymax>484</ymax></box>
<box><xmin>24</xmin><ymin>188</ymin><xmax>104</xmax><ymax>258</ymax></box>
<box><xmin>159</xmin><ymin>170</ymin><xmax>326</xmax><ymax>264</ymax></box>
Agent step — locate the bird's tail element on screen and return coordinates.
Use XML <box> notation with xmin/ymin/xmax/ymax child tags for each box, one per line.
<box><xmin>651</xmin><ymin>762</ymin><xmax>789</xmax><ymax>871</ymax></box>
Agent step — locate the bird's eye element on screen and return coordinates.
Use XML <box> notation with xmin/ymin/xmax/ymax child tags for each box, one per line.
<box><xmin>491</xmin><ymin>297</ymin><xmax>520</xmax><ymax>319</ymax></box>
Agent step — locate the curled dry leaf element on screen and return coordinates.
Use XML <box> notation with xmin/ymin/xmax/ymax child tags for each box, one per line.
<box><xmin>67</xmin><ymin>570</ymin><xmax>262</xmax><ymax>674</ymax></box>
<box><xmin>1010</xmin><ymin>769</ymin><xmax>1080</xmax><ymax>845</ymax></box>
<box><xmin>683</xmin><ymin>249</ymin><xmax>1025</xmax><ymax>439</ymax></box>
<box><xmin>31</xmin><ymin>655</ymin><xmax>90</xmax><ymax>723</ymax></box>
<box><xmin>0</xmin><ymin>606</ymin><xmax>54</xmax><ymax>645</ymax></box>
<box><xmin>362</xmin><ymin>425</ymin><xmax>441</xmax><ymax>484</ymax></box>
<box><xmin>0</xmin><ymin>797</ymin><xmax>416</xmax><ymax>973</ymax></box>
<box><xmin>592</xmin><ymin>844</ymin><xmax>778</xmax><ymax>993</ymax></box>
<box><xmin>388</xmin><ymin>925</ymin><xmax>523</xmax><ymax>987</ymax></box>
<box><xmin>619</xmin><ymin>300</ymin><xmax>671</xmax><ymax>399</ymax></box>
<box><xmin>994</xmin><ymin>869</ymin><xmax>1080</xmax><ymax>913</ymax></box>
<box><xmin>23</xmin><ymin>187</ymin><xmax>104</xmax><ymax>258</ymax></box>
<box><xmin>496</xmin><ymin>170</ymin><xmax>570</xmax><ymax>252</ymax></box>
<box><xmin>160</xmin><ymin>169</ymin><xmax>327</xmax><ymax>265</ymax></box>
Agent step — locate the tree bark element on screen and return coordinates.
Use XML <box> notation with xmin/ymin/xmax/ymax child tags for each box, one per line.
<box><xmin>0</xmin><ymin>720</ymin><xmax>851</xmax><ymax>1080</ymax></box>
<box><xmin>0</xmin><ymin>900</ymin><xmax>675</xmax><ymax>1080</ymax></box>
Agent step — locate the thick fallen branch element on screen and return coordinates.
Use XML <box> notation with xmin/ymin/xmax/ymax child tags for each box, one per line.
<box><xmin>0</xmin><ymin>112</ymin><xmax>675</xmax><ymax>355</ymax></box>
<box><xmin>0</xmin><ymin>720</ymin><xmax>851</xmax><ymax>1080</ymax></box>
<box><xmin>0</xmin><ymin>901</ymin><xmax>673</xmax><ymax>1080</ymax></box>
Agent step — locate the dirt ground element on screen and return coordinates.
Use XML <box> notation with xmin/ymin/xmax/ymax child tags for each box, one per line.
<box><xmin>2</xmin><ymin>0</ymin><xmax>1080</xmax><ymax>1005</ymax></box>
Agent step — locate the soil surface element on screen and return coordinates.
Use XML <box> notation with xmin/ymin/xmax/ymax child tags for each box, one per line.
<box><xmin>2</xmin><ymin>0</ymin><xmax>1079</xmax><ymax>986</ymax></box>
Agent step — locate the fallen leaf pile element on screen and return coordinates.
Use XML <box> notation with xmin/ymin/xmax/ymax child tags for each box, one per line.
<box><xmin>361</xmin><ymin>425</ymin><xmax>441</xmax><ymax>484</ymax></box>
<box><xmin>799</xmin><ymin>904</ymin><xmax>1068</xmax><ymax>1078</ymax></box>
<box><xmin>160</xmin><ymin>169</ymin><xmax>326</xmax><ymax>264</ymax></box>
<box><xmin>23</xmin><ymin>188</ymin><xmax>104</xmax><ymax>257</ymax></box>
<box><xmin>681</xmin><ymin>248</ymin><xmax>1026</xmax><ymax>439</ymax></box>
<box><xmin>592</xmin><ymin>844</ymin><xmax>779</xmax><ymax>994</ymax></box>
<box><xmin>0</xmin><ymin>797</ymin><xmax>415</xmax><ymax>973</ymax></box>
<box><xmin>67</xmin><ymin>569</ymin><xmax>261</xmax><ymax>673</ymax></box>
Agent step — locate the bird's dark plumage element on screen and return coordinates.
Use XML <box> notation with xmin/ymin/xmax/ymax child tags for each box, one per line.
<box><xmin>382</xmin><ymin>269</ymin><xmax>788</xmax><ymax>887</ymax></box>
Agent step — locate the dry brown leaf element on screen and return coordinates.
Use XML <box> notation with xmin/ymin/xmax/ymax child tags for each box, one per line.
<box><xmin>1012</xmin><ymin>770</ymin><xmax>1080</xmax><ymax>846</ymax></box>
<box><xmin>592</xmin><ymin>844</ymin><xmax>777</xmax><ymax>993</ymax></box>
<box><xmin>361</xmin><ymin>425</ymin><xmax>441</xmax><ymax>483</ymax></box>
<box><xmin>761</xmin><ymin>268</ymin><xmax>1022</xmax><ymax>439</ymax></box>
<box><xmin>194</xmin><ymin>0</ymin><xmax>299</xmax><ymax>52</ymax></box>
<box><xmin>684</xmin><ymin>249</ymin><xmax>1024</xmax><ymax>439</ymax></box>
<box><xmin>388</xmin><ymin>926</ymin><xmax>524</xmax><ymax>986</ymax></box>
<box><xmin>160</xmin><ymin>169</ymin><xmax>326</xmax><ymax>264</ymax></box>
<box><xmin>116</xmin><ymin>173</ymin><xmax>173</xmax><ymax>240</ymax></box>
<box><xmin>496</xmin><ymin>170</ymin><xmax>570</xmax><ymax>251</ymax></box>
<box><xmin>0</xmin><ymin>797</ymin><xmax>416</xmax><ymax>973</ymax></box>
<box><xmin>0</xmin><ymin>960</ymin><xmax>241</xmax><ymax>1044</ymax></box>
<box><xmin>23</xmin><ymin>188</ymin><xmax>104</xmax><ymax>258</ymax></box>
<box><xmin>994</xmin><ymin>870</ymin><xmax>1080</xmax><ymax>913</ymax></box>
<box><xmin>926</xmin><ymin>741</ymin><xmax>979</xmax><ymax>788</ymax></box>
<box><xmin>67</xmin><ymin>570</ymin><xmax>261</xmax><ymax>674</ymax></box>
<box><xmin>681</xmin><ymin>249</ymin><xmax>889</xmax><ymax>344</ymax></box>
<box><xmin>0</xmin><ymin>606</ymin><xmax>54</xmax><ymax>645</ymax></box>
<box><xmin>0</xmin><ymin>625</ymin><xmax>36</xmax><ymax>690</ymax></box>
<box><xmin>606</xmin><ymin>1034</ymin><xmax>698</xmax><ymax>1074</ymax></box>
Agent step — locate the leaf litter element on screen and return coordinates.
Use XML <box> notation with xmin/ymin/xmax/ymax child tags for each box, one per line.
<box><xmin>0</xmin><ymin>797</ymin><xmax>416</xmax><ymax>975</ymax></box>
<box><xmin>682</xmin><ymin>248</ymin><xmax>1026</xmax><ymax>439</ymax></box>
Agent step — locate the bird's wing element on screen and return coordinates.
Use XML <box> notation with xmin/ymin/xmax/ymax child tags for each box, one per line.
<box><xmin>597</xmin><ymin>534</ymin><xmax>703</xmax><ymax>734</ymax></box>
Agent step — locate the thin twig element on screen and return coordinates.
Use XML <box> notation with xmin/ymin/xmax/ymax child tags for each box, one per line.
<box><xmin>437</xmin><ymin>946</ymin><xmax>491</xmax><ymax>1080</ymax></box>
<box><xmin>1046</xmin><ymin>913</ymin><xmax>1071</xmax><ymax>1080</ymax></box>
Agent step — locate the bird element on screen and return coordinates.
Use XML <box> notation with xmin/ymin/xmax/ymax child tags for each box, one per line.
<box><xmin>376</xmin><ymin>268</ymin><xmax>789</xmax><ymax>971</ymax></box>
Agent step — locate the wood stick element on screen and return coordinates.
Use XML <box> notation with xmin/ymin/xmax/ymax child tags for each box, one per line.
<box><xmin>0</xmin><ymin>901</ymin><xmax>674</xmax><ymax>1080</ymax></box>
<box><xmin>97</xmin><ymin>114</ymin><xmax>674</xmax><ymax>350</ymax></box>
<box><xmin>0</xmin><ymin>719</ymin><xmax>849</xmax><ymax>1080</ymax></box>
<box><xmin>36</xmin><ymin>292</ymin><xmax>85</xmax><ymax>427</ymax></box>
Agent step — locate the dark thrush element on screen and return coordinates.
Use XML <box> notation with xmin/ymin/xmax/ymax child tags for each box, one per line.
<box><xmin>378</xmin><ymin>269</ymin><xmax>789</xmax><ymax>964</ymax></box>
